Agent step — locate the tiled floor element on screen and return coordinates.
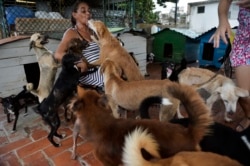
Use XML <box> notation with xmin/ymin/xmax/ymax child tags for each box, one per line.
<box><xmin>0</xmin><ymin>62</ymin><xmax>246</xmax><ymax>166</ymax></box>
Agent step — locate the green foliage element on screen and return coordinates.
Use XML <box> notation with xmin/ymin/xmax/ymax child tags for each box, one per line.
<box><xmin>134</xmin><ymin>0</ymin><xmax>159</xmax><ymax>23</ymax></box>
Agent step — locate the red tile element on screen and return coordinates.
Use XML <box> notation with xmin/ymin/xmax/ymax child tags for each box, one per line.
<box><xmin>77</xmin><ymin>141</ymin><xmax>95</xmax><ymax>158</ymax></box>
<box><xmin>0</xmin><ymin>138</ymin><xmax>31</xmax><ymax>155</ymax></box>
<box><xmin>44</xmin><ymin>136</ymin><xmax>74</xmax><ymax>158</ymax></box>
<box><xmin>0</xmin><ymin>151</ymin><xmax>20</xmax><ymax>166</ymax></box>
<box><xmin>22</xmin><ymin>151</ymin><xmax>50</xmax><ymax>166</ymax></box>
<box><xmin>43</xmin><ymin>129</ymin><xmax>79</xmax><ymax>157</ymax></box>
<box><xmin>31</xmin><ymin>129</ymin><xmax>48</xmax><ymax>141</ymax></box>
<box><xmin>16</xmin><ymin>137</ymin><xmax>50</xmax><ymax>158</ymax></box>
<box><xmin>52</xmin><ymin>150</ymin><xmax>82</xmax><ymax>166</ymax></box>
<box><xmin>81</xmin><ymin>152</ymin><xmax>104</xmax><ymax>166</ymax></box>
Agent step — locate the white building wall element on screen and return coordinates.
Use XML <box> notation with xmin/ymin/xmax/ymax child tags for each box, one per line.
<box><xmin>188</xmin><ymin>1</ymin><xmax>239</xmax><ymax>33</ymax></box>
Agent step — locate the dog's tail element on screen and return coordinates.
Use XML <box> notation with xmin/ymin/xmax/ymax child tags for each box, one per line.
<box><xmin>122</xmin><ymin>127</ymin><xmax>161</xmax><ymax>166</ymax></box>
<box><xmin>167</xmin><ymin>82</ymin><xmax>213</xmax><ymax>143</ymax></box>
<box><xmin>140</xmin><ymin>82</ymin><xmax>213</xmax><ymax>143</ymax></box>
<box><xmin>26</xmin><ymin>83</ymin><xmax>39</xmax><ymax>98</ymax></box>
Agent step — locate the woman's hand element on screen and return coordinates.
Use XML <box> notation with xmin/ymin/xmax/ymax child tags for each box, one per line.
<box><xmin>236</xmin><ymin>0</ymin><xmax>250</xmax><ymax>9</ymax></box>
<box><xmin>76</xmin><ymin>60</ymin><xmax>88</xmax><ymax>73</ymax></box>
<box><xmin>209</xmin><ymin>20</ymin><xmax>232</xmax><ymax>48</ymax></box>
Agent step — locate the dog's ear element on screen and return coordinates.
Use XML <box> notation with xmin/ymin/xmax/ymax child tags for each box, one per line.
<box><xmin>29</xmin><ymin>41</ymin><xmax>35</xmax><ymax>50</ymax></box>
<box><xmin>235</xmin><ymin>87</ymin><xmax>249</xmax><ymax>97</ymax></box>
<box><xmin>72</xmin><ymin>99</ymin><xmax>85</xmax><ymax>112</ymax></box>
<box><xmin>98</xmin><ymin>94</ymin><xmax>111</xmax><ymax>110</ymax></box>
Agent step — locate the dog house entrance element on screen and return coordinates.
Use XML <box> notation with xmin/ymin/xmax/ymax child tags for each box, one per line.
<box><xmin>164</xmin><ymin>43</ymin><xmax>173</xmax><ymax>58</ymax></box>
<box><xmin>24</xmin><ymin>63</ymin><xmax>40</xmax><ymax>89</ymax></box>
<box><xmin>202</xmin><ymin>43</ymin><xmax>214</xmax><ymax>61</ymax></box>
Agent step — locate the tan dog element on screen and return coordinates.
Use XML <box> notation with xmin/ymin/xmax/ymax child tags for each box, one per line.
<box><xmin>26</xmin><ymin>33</ymin><xmax>59</xmax><ymax>103</ymax></box>
<box><xmin>178</xmin><ymin>67</ymin><xmax>249</xmax><ymax>122</ymax></box>
<box><xmin>122</xmin><ymin>127</ymin><xmax>243</xmax><ymax>166</ymax></box>
<box><xmin>70</xmin><ymin>86</ymin><xmax>212</xmax><ymax>166</ymax></box>
<box><xmin>101</xmin><ymin>59</ymin><xmax>182</xmax><ymax>120</ymax></box>
<box><xmin>87</xmin><ymin>19</ymin><xmax>144</xmax><ymax>81</ymax></box>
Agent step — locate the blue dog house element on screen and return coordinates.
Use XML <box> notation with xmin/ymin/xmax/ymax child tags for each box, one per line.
<box><xmin>197</xmin><ymin>27</ymin><xmax>228</xmax><ymax>68</ymax></box>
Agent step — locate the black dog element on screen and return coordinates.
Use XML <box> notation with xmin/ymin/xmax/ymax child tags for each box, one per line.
<box><xmin>38</xmin><ymin>38</ymin><xmax>89</xmax><ymax>147</ymax></box>
<box><xmin>161</xmin><ymin>58</ymin><xmax>187</xmax><ymax>81</ymax></box>
<box><xmin>0</xmin><ymin>87</ymin><xmax>38</xmax><ymax>132</ymax></box>
<box><xmin>139</xmin><ymin>96</ymin><xmax>250</xmax><ymax>166</ymax></box>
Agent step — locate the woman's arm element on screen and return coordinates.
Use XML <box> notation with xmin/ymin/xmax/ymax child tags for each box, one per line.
<box><xmin>209</xmin><ymin>0</ymin><xmax>233</xmax><ymax>47</ymax></box>
<box><xmin>54</xmin><ymin>29</ymin><xmax>88</xmax><ymax>72</ymax></box>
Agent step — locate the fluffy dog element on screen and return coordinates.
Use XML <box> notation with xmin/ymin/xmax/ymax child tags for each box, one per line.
<box><xmin>38</xmin><ymin>38</ymin><xmax>88</xmax><ymax>147</ymax></box>
<box><xmin>87</xmin><ymin>19</ymin><xmax>144</xmax><ymax>81</ymax></box>
<box><xmin>27</xmin><ymin>33</ymin><xmax>59</xmax><ymax>103</ymax></box>
<box><xmin>69</xmin><ymin>78</ymin><xmax>213</xmax><ymax>166</ymax></box>
<box><xmin>101</xmin><ymin>59</ymin><xmax>182</xmax><ymax>120</ymax></box>
<box><xmin>172</xmin><ymin>118</ymin><xmax>250</xmax><ymax>166</ymax></box>
<box><xmin>178</xmin><ymin>67</ymin><xmax>249</xmax><ymax>122</ymax></box>
<box><xmin>122</xmin><ymin>127</ymin><xmax>242</xmax><ymax>166</ymax></box>
<box><xmin>139</xmin><ymin>97</ymin><xmax>250</xmax><ymax>166</ymax></box>
<box><xmin>0</xmin><ymin>87</ymin><xmax>38</xmax><ymax>132</ymax></box>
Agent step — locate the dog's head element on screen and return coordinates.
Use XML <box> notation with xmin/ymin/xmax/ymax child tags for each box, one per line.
<box><xmin>69</xmin><ymin>86</ymin><xmax>111</xmax><ymax>117</ymax></box>
<box><xmin>29</xmin><ymin>33</ymin><xmax>49</xmax><ymax>50</ymax></box>
<box><xmin>215</xmin><ymin>83</ymin><xmax>249</xmax><ymax>114</ymax></box>
<box><xmin>88</xmin><ymin>19</ymin><xmax>110</xmax><ymax>42</ymax></box>
<box><xmin>67</xmin><ymin>38</ymin><xmax>89</xmax><ymax>55</ymax></box>
<box><xmin>0</xmin><ymin>95</ymin><xmax>15</xmax><ymax>115</ymax></box>
<box><xmin>100</xmin><ymin>59</ymin><xmax>122</xmax><ymax>77</ymax></box>
<box><xmin>62</xmin><ymin>53</ymin><xmax>82</xmax><ymax>71</ymax></box>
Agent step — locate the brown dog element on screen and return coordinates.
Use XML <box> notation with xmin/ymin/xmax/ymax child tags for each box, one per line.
<box><xmin>27</xmin><ymin>33</ymin><xmax>59</xmax><ymax>103</ymax></box>
<box><xmin>101</xmin><ymin>59</ymin><xmax>182</xmax><ymax>120</ymax></box>
<box><xmin>87</xmin><ymin>19</ymin><xmax>144</xmax><ymax>81</ymax></box>
<box><xmin>122</xmin><ymin>127</ymin><xmax>242</xmax><ymax>166</ymax></box>
<box><xmin>69</xmin><ymin>81</ymin><xmax>213</xmax><ymax>166</ymax></box>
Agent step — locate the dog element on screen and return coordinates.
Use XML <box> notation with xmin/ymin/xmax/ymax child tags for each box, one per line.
<box><xmin>122</xmin><ymin>127</ymin><xmax>243</xmax><ymax>166</ymax></box>
<box><xmin>27</xmin><ymin>33</ymin><xmax>60</xmax><ymax>103</ymax></box>
<box><xmin>139</xmin><ymin>97</ymin><xmax>250</xmax><ymax>166</ymax></box>
<box><xmin>69</xmin><ymin>77</ymin><xmax>213</xmax><ymax>166</ymax></box>
<box><xmin>37</xmin><ymin>38</ymin><xmax>89</xmax><ymax>147</ymax></box>
<box><xmin>161</xmin><ymin>58</ymin><xmax>187</xmax><ymax>81</ymax></box>
<box><xmin>87</xmin><ymin>19</ymin><xmax>144</xmax><ymax>81</ymax></box>
<box><xmin>178</xmin><ymin>67</ymin><xmax>249</xmax><ymax>122</ymax></box>
<box><xmin>101</xmin><ymin>59</ymin><xmax>182</xmax><ymax>120</ymax></box>
<box><xmin>0</xmin><ymin>86</ymin><xmax>38</xmax><ymax>132</ymax></box>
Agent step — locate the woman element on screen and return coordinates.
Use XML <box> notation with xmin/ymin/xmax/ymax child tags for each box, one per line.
<box><xmin>209</xmin><ymin>0</ymin><xmax>250</xmax><ymax>132</ymax></box>
<box><xmin>55</xmin><ymin>0</ymin><xmax>103</xmax><ymax>91</ymax></box>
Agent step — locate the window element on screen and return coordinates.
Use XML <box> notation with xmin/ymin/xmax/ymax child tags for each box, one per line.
<box><xmin>197</xmin><ymin>6</ymin><xmax>205</xmax><ymax>14</ymax></box>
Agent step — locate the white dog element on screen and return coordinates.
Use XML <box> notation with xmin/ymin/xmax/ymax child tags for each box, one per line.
<box><xmin>178</xmin><ymin>67</ymin><xmax>249</xmax><ymax>122</ymax></box>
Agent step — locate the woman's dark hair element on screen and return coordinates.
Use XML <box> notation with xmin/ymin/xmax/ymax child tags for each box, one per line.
<box><xmin>71</xmin><ymin>0</ymin><xmax>89</xmax><ymax>27</ymax></box>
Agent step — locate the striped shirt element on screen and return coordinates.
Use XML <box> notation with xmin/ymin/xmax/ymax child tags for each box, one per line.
<box><xmin>78</xmin><ymin>42</ymin><xmax>104</xmax><ymax>87</ymax></box>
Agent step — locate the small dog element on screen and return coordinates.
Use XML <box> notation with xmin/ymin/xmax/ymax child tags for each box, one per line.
<box><xmin>178</xmin><ymin>67</ymin><xmax>249</xmax><ymax>122</ymax></box>
<box><xmin>0</xmin><ymin>86</ymin><xmax>38</xmax><ymax>132</ymax></box>
<box><xmin>69</xmin><ymin>80</ymin><xmax>212</xmax><ymax>165</ymax></box>
<box><xmin>161</xmin><ymin>58</ymin><xmax>187</xmax><ymax>81</ymax></box>
<box><xmin>122</xmin><ymin>127</ymin><xmax>243</xmax><ymax>166</ymax></box>
<box><xmin>27</xmin><ymin>33</ymin><xmax>60</xmax><ymax>103</ymax></box>
<box><xmin>38</xmin><ymin>38</ymin><xmax>88</xmax><ymax>147</ymax></box>
<box><xmin>101</xmin><ymin>59</ymin><xmax>182</xmax><ymax>120</ymax></box>
<box><xmin>87</xmin><ymin>19</ymin><xmax>144</xmax><ymax>81</ymax></box>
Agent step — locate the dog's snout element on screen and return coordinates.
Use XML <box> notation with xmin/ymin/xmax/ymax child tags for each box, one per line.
<box><xmin>228</xmin><ymin>110</ymin><xmax>235</xmax><ymax>115</ymax></box>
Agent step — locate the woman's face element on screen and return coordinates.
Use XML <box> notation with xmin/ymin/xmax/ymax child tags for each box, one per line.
<box><xmin>72</xmin><ymin>2</ymin><xmax>91</xmax><ymax>25</ymax></box>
